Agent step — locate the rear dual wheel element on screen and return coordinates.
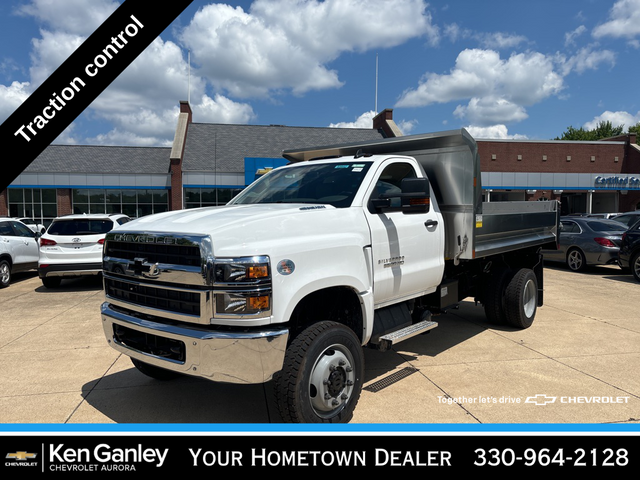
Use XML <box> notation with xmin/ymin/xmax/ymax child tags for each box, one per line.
<box><xmin>504</xmin><ymin>268</ymin><xmax>538</xmax><ymax>329</ymax></box>
<box><xmin>484</xmin><ymin>268</ymin><xmax>538</xmax><ymax>329</ymax></box>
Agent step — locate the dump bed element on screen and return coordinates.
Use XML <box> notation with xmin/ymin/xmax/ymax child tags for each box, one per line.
<box><xmin>282</xmin><ymin>129</ymin><xmax>559</xmax><ymax>261</ymax></box>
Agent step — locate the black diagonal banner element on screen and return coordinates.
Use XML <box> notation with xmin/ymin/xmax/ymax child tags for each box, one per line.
<box><xmin>0</xmin><ymin>0</ymin><xmax>193</xmax><ymax>193</ymax></box>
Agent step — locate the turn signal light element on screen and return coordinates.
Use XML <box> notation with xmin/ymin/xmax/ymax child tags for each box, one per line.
<box><xmin>248</xmin><ymin>265</ymin><xmax>269</xmax><ymax>279</ymax></box>
<box><xmin>249</xmin><ymin>295</ymin><xmax>270</xmax><ymax>310</ymax></box>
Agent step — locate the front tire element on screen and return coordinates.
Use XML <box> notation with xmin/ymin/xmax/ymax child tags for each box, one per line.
<box><xmin>0</xmin><ymin>260</ymin><xmax>11</xmax><ymax>288</ymax></box>
<box><xmin>274</xmin><ymin>321</ymin><xmax>364</xmax><ymax>423</ymax></box>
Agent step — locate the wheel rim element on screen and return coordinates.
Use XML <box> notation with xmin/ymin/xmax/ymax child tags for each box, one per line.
<box><xmin>0</xmin><ymin>263</ymin><xmax>9</xmax><ymax>284</ymax></box>
<box><xmin>522</xmin><ymin>278</ymin><xmax>537</xmax><ymax>318</ymax></box>
<box><xmin>567</xmin><ymin>250</ymin><xmax>583</xmax><ymax>271</ymax></box>
<box><xmin>634</xmin><ymin>256</ymin><xmax>640</xmax><ymax>279</ymax></box>
<box><xmin>308</xmin><ymin>344</ymin><xmax>355</xmax><ymax>418</ymax></box>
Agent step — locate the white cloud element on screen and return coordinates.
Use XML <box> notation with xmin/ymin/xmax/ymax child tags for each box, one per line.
<box><xmin>193</xmin><ymin>94</ymin><xmax>256</xmax><ymax>124</ymax></box>
<box><xmin>4</xmin><ymin>0</ymin><xmax>257</xmax><ymax>146</ymax></box>
<box><xmin>397</xmin><ymin>119</ymin><xmax>417</xmax><ymax>134</ymax></box>
<box><xmin>583</xmin><ymin>110</ymin><xmax>640</xmax><ymax>130</ymax></box>
<box><xmin>593</xmin><ymin>0</ymin><xmax>640</xmax><ymax>40</ymax></box>
<box><xmin>0</xmin><ymin>81</ymin><xmax>30</xmax><ymax>121</ymax></box>
<box><xmin>396</xmin><ymin>49</ymin><xmax>564</xmax><ymax>126</ymax></box>
<box><xmin>465</xmin><ymin>124</ymin><xmax>528</xmax><ymax>140</ymax></box>
<box><xmin>179</xmin><ymin>0</ymin><xmax>434</xmax><ymax>98</ymax></box>
<box><xmin>565</xmin><ymin>25</ymin><xmax>586</xmax><ymax>47</ymax></box>
<box><xmin>16</xmin><ymin>0</ymin><xmax>119</xmax><ymax>36</ymax></box>
<box><xmin>556</xmin><ymin>46</ymin><xmax>616</xmax><ymax>76</ymax></box>
<box><xmin>29</xmin><ymin>30</ymin><xmax>85</xmax><ymax>88</ymax></box>
<box><xmin>396</xmin><ymin>41</ymin><xmax>618</xmax><ymax>128</ymax></box>
<box><xmin>442</xmin><ymin>23</ymin><xmax>527</xmax><ymax>50</ymax></box>
<box><xmin>329</xmin><ymin>111</ymin><xmax>376</xmax><ymax>129</ymax></box>
<box><xmin>454</xmin><ymin>96</ymin><xmax>528</xmax><ymax>126</ymax></box>
<box><xmin>329</xmin><ymin>110</ymin><xmax>417</xmax><ymax>134</ymax></box>
<box><xmin>477</xmin><ymin>32</ymin><xmax>527</xmax><ymax>50</ymax></box>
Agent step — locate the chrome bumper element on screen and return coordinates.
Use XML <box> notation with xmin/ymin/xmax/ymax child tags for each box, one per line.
<box><xmin>101</xmin><ymin>302</ymin><xmax>288</xmax><ymax>384</ymax></box>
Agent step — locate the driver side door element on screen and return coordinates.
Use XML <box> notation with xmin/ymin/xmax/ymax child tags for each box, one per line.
<box><xmin>363</xmin><ymin>159</ymin><xmax>444</xmax><ymax>308</ymax></box>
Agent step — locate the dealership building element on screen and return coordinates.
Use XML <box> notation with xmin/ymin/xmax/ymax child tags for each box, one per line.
<box><xmin>2</xmin><ymin>101</ymin><xmax>639</xmax><ymax>226</ymax></box>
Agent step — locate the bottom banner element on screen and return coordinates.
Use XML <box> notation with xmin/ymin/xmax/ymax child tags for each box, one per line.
<box><xmin>0</xmin><ymin>434</ymin><xmax>636</xmax><ymax>474</ymax></box>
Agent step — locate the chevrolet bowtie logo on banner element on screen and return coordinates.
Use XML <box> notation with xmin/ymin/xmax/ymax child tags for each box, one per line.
<box><xmin>6</xmin><ymin>451</ymin><xmax>37</xmax><ymax>461</ymax></box>
<box><xmin>0</xmin><ymin>0</ymin><xmax>194</xmax><ymax>193</ymax></box>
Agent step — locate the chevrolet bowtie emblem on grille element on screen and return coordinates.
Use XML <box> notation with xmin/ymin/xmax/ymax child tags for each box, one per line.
<box><xmin>130</xmin><ymin>258</ymin><xmax>161</xmax><ymax>278</ymax></box>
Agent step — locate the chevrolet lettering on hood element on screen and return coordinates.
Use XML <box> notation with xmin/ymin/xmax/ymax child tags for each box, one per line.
<box><xmin>112</xmin><ymin>233</ymin><xmax>177</xmax><ymax>244</ymax></box>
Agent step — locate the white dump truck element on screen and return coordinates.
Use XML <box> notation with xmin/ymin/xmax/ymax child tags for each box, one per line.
<box><xmin>100</xmin><ymin>129</ymin><xmax>559</xmax><ymax>422</ymax></box>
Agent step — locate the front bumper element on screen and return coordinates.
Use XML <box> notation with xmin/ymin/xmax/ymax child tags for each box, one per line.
<box><xmin>101</xmin><ymin>302</ymin><xmax>289</xmax><ymax>384</ymax></box>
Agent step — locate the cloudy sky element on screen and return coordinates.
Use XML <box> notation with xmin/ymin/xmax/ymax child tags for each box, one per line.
<box><xmin>1</xmin><ymin>0</ymin><xmax>639</xmax><ymax>147</ymax></box>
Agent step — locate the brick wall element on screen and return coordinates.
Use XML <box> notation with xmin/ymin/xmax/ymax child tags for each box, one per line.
<box><xmin>477</xmin><ymin>140</ymin><xmax>625</xmax><ymax>174</ymax></box>
<box><xmin>57</xmin><ymin>189</ymin><xmax>72</xmax><ymax>216</ymax></box>
<box><xmin>0</xmin><ymin>190</ymin><xmax>7</xmax><ymax>216</ymax></box>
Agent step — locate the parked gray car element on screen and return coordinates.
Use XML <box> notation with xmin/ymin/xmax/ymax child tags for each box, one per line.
<box><xmin>543</xmin><ymin>216</ymin><xmax>627</xmax><ymax>272</ymax></box>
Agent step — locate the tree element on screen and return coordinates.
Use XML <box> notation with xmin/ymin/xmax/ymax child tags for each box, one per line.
<box><xmin>629</xmin><ymin>122</ymin><xmax>640</xmax><ymax>143</ymax></box>
<box><xmin>555</xmin><ymin>121</ymin><xmax>625</xmax><ymax>141</ymax></box>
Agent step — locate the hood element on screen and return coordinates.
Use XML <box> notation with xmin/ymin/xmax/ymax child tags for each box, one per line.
<box><xmin>112</xmin><ymin>204</ymin><xmax>370</xmax><ymax>257</ymax></box>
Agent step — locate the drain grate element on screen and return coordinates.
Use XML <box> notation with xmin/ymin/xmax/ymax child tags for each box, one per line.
<box><xmin>364</xmin><ymin>367</ymin><xmax>419</xmax><ymax>393</ymax></box>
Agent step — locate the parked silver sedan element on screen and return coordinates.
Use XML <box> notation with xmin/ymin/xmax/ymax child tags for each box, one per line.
<box><xmin>543</xmin><ymin>216</ymin><xmax>627</xmax><ymax>272</ymax></box>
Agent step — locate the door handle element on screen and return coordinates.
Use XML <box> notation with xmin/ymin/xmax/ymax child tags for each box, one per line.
<box><xmin>424</xmin><ymin>220</ymin><xmax>438</xmax><ymax>228</ymax></box>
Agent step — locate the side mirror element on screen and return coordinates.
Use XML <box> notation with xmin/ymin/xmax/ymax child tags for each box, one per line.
<box><xmin>400</xmin><ymin>178</ymin><xmax>430</xmax><ymax>214</ymax></box>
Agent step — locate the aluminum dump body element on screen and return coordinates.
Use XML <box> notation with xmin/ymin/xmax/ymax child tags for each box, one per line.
<box><xmin>282</xmin><ymin>129</ymin><xmax>559</xmax><ymax>261</ymax></box>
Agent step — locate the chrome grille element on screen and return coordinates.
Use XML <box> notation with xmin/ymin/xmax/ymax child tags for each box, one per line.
<box><xmin>104</xmin><ymin>277</ymin><xmax>201</xmax><ymax>316</ymax></box>
<box><xmin>105</xmin><ymin>240</ymin><xmax>201</xmax><ymax>267</ymax></box>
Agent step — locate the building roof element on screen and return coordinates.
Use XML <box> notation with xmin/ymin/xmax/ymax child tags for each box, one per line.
<box><xmin>182</xmin><ymin>123</ymin><xmax>387</xmax><ymax>172</ymax></box>
<box><xmin>25</xmin><ymin>144</ymin><xmax>171</xmax><ymax>174</ymax></box>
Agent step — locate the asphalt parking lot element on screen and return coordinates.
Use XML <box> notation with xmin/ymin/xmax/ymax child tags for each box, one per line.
<box><xmin>0</xmin><ymin>264</ymin><xmax>639</xmax><ymax>426</ymax></box>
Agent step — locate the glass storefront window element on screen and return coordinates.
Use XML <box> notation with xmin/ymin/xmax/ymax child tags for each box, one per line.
<box><xmin>7</xmin><ymin>188</ymin><xmax>58</xmax><ymax>228</ymax></box>
<box><xmin>71</xmin><ymin>188</ymin><xmax>169</xmax><ymax>218</ymax></box>
<box><xmin>184</xmin><ymin>187</ymin><xmax>243</xmax><ymax>209</ymax></box>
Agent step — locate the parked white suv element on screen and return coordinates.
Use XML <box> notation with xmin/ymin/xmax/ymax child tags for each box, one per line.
<box><xmin>0</xmin><ymin>219</ymin><xmax>40</xmax><ymax>288</ymax></box>
<box><xmin>16</xmin><ymin>217</ymin><xmax>47</xmax><ymax>234</ymax></box>
<box><xmin>38</xmin><ymin>213</ymin><xmax>130</xmax><ymax>288</ymax></box>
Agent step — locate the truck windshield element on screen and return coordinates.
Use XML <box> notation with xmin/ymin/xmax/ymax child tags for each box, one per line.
<box><xmin>230</xmin><ymin>161</ymin><xmax>373</xmax><ymax>208</ymax></box>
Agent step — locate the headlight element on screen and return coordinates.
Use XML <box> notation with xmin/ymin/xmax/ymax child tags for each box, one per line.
<box><xmin>214</xmin><ymin>256</ymin><xmax>270</xmax><ymax>284</ymax></box>
<box><xmin>213</xmin><ymin>256</ymin><xmax>272</xmax><ymax>319</ymax></box>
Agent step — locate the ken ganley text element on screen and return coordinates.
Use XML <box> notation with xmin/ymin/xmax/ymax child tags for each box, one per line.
<box><xmin>13</xmin><ymin>15</ymin><xmax>144</xmax><ymax>143</ymax></box>
<box><xmin>49</xmin><ymin>443</ymin><xmax>167</xmax><ymax>472</ymax></box>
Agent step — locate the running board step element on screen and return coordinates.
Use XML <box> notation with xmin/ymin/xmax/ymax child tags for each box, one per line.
<box><xmin>378</xmin><ymin>320</ymin><xmax>438</xmax><ymax>352</ymax></box>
